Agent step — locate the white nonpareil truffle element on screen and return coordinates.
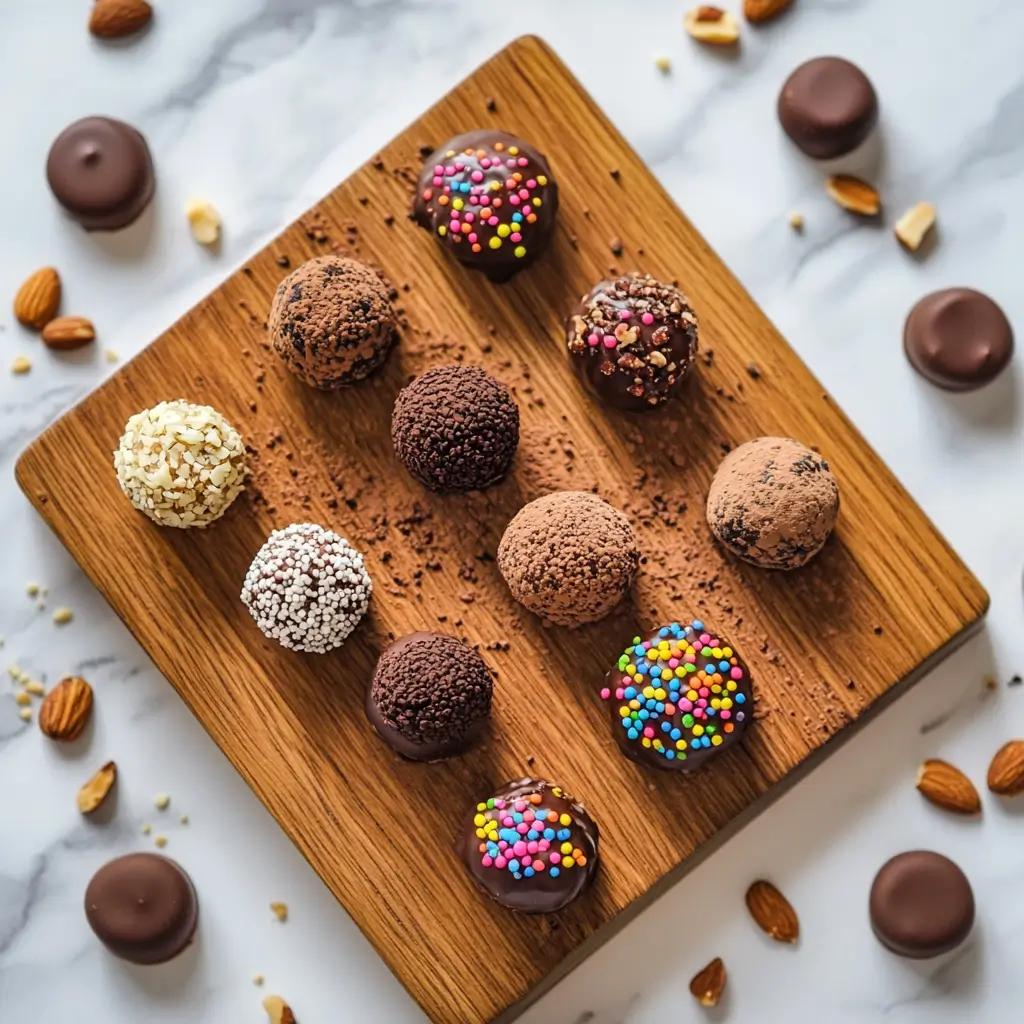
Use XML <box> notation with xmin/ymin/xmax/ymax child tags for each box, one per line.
<box><xmin>241</xmin><ymin>523</ymin><xmax>372</xmax><ymax>654</ymax></box>
<box><xmin>113</xmin><ymin>399</ymin><xmax>247</xmax><ymax>528</ymax></box>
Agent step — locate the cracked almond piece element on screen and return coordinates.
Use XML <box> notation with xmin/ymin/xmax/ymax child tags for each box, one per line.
<box><xmin>988</xmin><ymin>740</ymin><xmax>1024</xmax><ymax>795</ymax></box>
<box><xmin>78</xmin><ymin>761</ymin><xmax>118</xmax><ymax>814</ymax></box>
<box><xmin>186</xmin><ymin>199</ymin><xmax>221</xmax><ymax>245</ymax></box>
<box><xmin>13</xmin><ymin>267</ymin><xmax>61</xmax><ymax>329</ymax></box>
<box><xmin>684</xmin><ymin>6</ymin><xmax>741</xmax><ymax>44</ymax></box>
<box><xmin>894</xmin><ymin>201</ymin><xmax>936</xmax><ymax>251</ymax></box>
<box><xmin>744</xmin><ymin>0</ymin><xmax>794</xmax><ymax>21</ymax></box>
<box><xmin>263</xmin><ymin>995</ymin><xmax>297</xmax><ymax>1024</ymax></box>
<box><xmin>39</xmin><ymin>675</ymin><xmax>93</xmax><ymax>741</ymax></box>
<box><xmin>825</xmin><ymin>175</ymin><xmax>881</xmax><ymax>216</ymax></box>
<box><xmin>689</xmin><ymin>957</ymin><xmax>726</xmax><ymax>1006</ymax></box>
<box><xmin>270</xmin><ymin>901</ymin><xmax>288</xmax><ymax>922</ymax></box>
<box><xmin>916</xmin><ymin>758</ymin><xmax>980</xmax><ymax>814</ymax></box>
<box><xmin>11</xmin><ymin>355</ymin><xmax>32</xmax><ymax>375</ymax></box>
<box><xmin>745</xmin><ymin>879</ymin><xmax>799</xmax><ymax>942</ymax></box>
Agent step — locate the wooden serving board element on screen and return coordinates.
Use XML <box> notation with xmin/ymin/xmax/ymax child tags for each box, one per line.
<box><xmin>17</xmin><ymin>36</ymin><xmax>987</xmax><ymax>1024</ymax></box>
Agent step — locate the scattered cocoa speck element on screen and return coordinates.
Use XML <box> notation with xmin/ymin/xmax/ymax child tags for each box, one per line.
<box><xmin>358</xmin><ymin>196</ymin><xmax>369</xmax><ymax>206</ymax></box>
<box><xmin>846</xmin><ymin>679</ymin><xmax>856</xmax><ymax>689</ymax></box>
<box><xmin>485</xmin><ymin>97</ymin><xmax>497</xmax><ymax>112</ymax></box>
<box><xmin>372</xmin><ymin>156</ymin><xmax>385</xmax><ymax>171</ymax></box>
<box><xmin>610</xmin><ymin>237</ymin><xmax>624</xmax><ymax>256</ymax></box>
<box><xmin>746</xmin><ymin>361</ymin><xmax>761</xmax><ymax>379</ymax></box>
<box><xmin>418</xmin><ymin>144</ymin><xmax>434</xmax><ymax>159</ymax></box>
<box><xmin>242</xmin><ymin>266</ymin><xmax>253</xmax><ymax>278</ymax></box>
<box><xmin>1009</xmin><ymin>675</ymin><xmax>1022</xmax><ymax>687</ymax></box>
<box><xmin>526</xmin><ymin>755</ymin><xmax>535</xmax><ymax>767</ymax></box>
<box><xmin>275</xmin><ymin>255</ymin><xmax>290</xmax><ymax>269</ymax></box>
<box><xmin>701</xmin><ymin>348</ymin><xmax>715</xmax><ymax>367</ymax></box>
<box><xmin>384</xmin><ymin>215</ymin><xmax>395</xmax><ymax>228</ymax></box>
<box><xmin>873</xmin><ymin>625</ymin><xmax>884</xmax><ymax>636</ymax></box>
<box><xmin>984</xmin><ymin>675</ymin><xmax>998</xmax><ymax>691</ymax></box>
<box><xmin>610</xmin><ymin>168</ymin><xmax>621</xmax><ymax>180</ymax></box>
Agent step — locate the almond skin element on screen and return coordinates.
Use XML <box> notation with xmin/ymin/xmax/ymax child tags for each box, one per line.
<box><xmin>77</xmin><ymin>761</ymin><xmax>117</xmax><ymax>814</ymax></box>
<box><xmin>13</xmin><ymin>267</ymin><xmax>61</xmax><ymax>329</ymax></box>
<box><xmin>916</xmin><ymin>759</ymin><xmax>981</xmax><ymax>814</ymax></box>
<box><xmin>38</xmin><ymin>676</ymin><xmax>94</xmax><ymax>742</ymax></box>
<box><xmin>41</xmin><ymin>316</ymin><xmax>96</xmax><ymax>350</ymax></box>
<box><xmin>988</xmin><ymin>740</ymin><xmax>1024</xmax><ymax>795</ymax></box>
<box><xmin>689</xmin><ymin>957</ymin><xmax>726</xmax><ymax>1006</ymax></box>
<box><xmin>89</xmin><ymin>0</ymin><xmax>154</xmax><ymax>39</ymax></box>
<box><xmin>744</xmin><ymin>0</ymin><xmax>794</xmax><ymax>22</ymax></box>
<box><xmin>745</xmin><ymin>879</ymin><xmax>799</xmax><ymax>942</ymax></box>
<box><xmin>826</xmin><ymin>175</ymin><xmax>882</xmax><ymax>216</ymax></box>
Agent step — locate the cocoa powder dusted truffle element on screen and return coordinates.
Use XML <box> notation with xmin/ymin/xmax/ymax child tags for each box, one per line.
<box><xmin>497</xmin><ymin>491</ymin><xmax>640</xmax><ymax>627</ymax></box>
<box><xmin>366</xmin><ymin>632</ymin><xmax>493</xmax><ymax>762</ymax></box>
<box><xmin>241</xmin><ymin>523</ymin><xmax>371</xmax><ymax>653</ymax></box>
<box><xmin>707</xmin><ymin>437</ymin><xmax>839</xmax><ymax>571</ymax></box>
<box><xmin>567</xmin><ymin>274</ymin><xmax>699</xmax><ymax>411</ymax></box>
<box><xmin>269</xmin><ymin>255</ymin><xmax>397</xmax><ymax>389</ymax></box>
<box><xmin>391</xmin><ymin>365</ymin><xmax>519</xmax><ymax>492</ymax></box>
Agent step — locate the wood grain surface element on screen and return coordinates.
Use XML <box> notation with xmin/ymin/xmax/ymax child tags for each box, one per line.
<box><xmin>16</xmin><ymin>36</ymin><xmax>988</xmax><ymax>1024</ymax></box>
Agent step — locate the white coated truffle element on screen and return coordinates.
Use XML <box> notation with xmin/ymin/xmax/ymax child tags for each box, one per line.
<box><xmin>113</xmin><ymin>399</ymin><xmax>247</xmax><ymax>528</ymax></box>
<box><xmin>241</xmin><ymin>523</ymin><xmax>372</xmax><ymax>654</ymax></box>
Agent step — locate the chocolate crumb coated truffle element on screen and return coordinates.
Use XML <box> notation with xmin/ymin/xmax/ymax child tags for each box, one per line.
<box><xmin>241</xmin><ymin>523</ymin><xmax>371</xmax><ymax>653</ymax></box>
<box><xmin>392</xmin><ymin>365</ymin><xmax>519</xmax><ymax>492</ymax></box>
<box><xmin>413</xmin><ymin>130</ymin><xmax>558</xmax><ymax>282</ymax></box>
<box><xmin>904</xmin><ymin>287</ymin><xmax>1014</xmax><ymax>391</ymax></box>
<box><xmin>366</xmin><ymin>632</ymin><xmax>493</xmax><ymax>761</ymax></box>
<box><xmin>567</xmin><ymin>274</ymin><xmax>699</xmax><ymax>410</ymax></box>
<box><xmin>707</xmin><ymin>437</ymin><xmax>839</xmax><ymax>571</ymax></box>
<box><xmin>85</xmin><ymin>853</ymin><xmax>198</xmax><ymax>965</ymax></box>
<box><xmin>47</xmin><ymin>116</ymin><xmax>155</xmax><ymax>231</ymax></box>
<box><xmin>269</xmin><ymin>256</ymin><xmax>398</xmax><ymax>390</ymax></box>
<box><xmin>603</xmin><ymin>619</ymin><xmax>753</xmax><ymax>771</ymax></box>
<box><xmin>869</xmin><ymin>851</ymin><xmax>974</xmax><ymax>959</ymax></box>
<box><xmin>778</xmin><ymin>57</ymin><xmax>879</xmax><ymax>160</ymax></box>
<box><xmin>457</xmin><ymin>779</ymin><xmax>599</xmax><ymax>913</ymax></box>
<box><xmin>497</xmin><ymin>491</ymin><xmax>640</xmax><ymax>627</ymax></box>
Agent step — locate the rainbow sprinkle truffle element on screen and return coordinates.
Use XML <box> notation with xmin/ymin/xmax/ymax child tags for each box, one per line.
<box><xmin>456</xmin><ymin>779</ymin><xmax>599</xmax><ymax>914</ymax></box>
<box><xmin>602</xmin><ymin>620</ymin><xmax>753</xmax><ymax>772</ymax></box>
<box><xmin>413</xmin><ymin>130</ymin><xmax>558</xmax><ymax>282</ymax></box>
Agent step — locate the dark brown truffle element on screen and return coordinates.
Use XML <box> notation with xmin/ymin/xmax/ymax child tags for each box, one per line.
<box><xmin>391</xmin><ymin>365</ymin><xmax>519</xmax><ymax>492</ymax></box>
<box><xmin>497</xmin><ymin>491</ymin><xmax>640</xmax><ymax>627</ymax></box>
<box><xmin>84</xmin><ymin>853</ymin><xmax>198</xmax><ymax>965</ymax></box>
<box><xmin>269</xmin><ymin>256</ymin><xmax>398</xmax><ymax>389</ymax></box>
<box><xmin>366</xmin><ymin>632</ymin><xmax>493</xmax><ymax>761</ymax></box>
<box><xmin>566</xmin><ymin>274</ymin><xmax>699</xmax><ymax>411</ymax></box>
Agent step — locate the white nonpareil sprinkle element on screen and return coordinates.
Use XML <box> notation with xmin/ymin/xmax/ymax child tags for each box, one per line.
<box><xmin>113</xmin><ymin>399</ymin><xmax>247</xmax><ymax>529</ymax></box>
<box><xmin>241</xmin><ymin>523</ymin><xmax>372</xmax><ymax>654</ymax></box>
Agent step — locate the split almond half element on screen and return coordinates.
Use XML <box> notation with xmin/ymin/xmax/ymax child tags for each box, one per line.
<box><xmin>744</xmin><ymin>0</ymin><xmax>794</xmax><ymax>22</ymax></box>
<box><xmin>263</xmin><ymin>995</ymin><xmax>297</xmax><ymax>1024</ymax></box>
<box><xmin>745</xmin><ymin>879</ymin><xmax>799</xmax><ymax>942</ymax></box>
<box><xmin>78</xmin><ymin>761</ymin><xmax>117</xmax><ymax>814</ymax></box>
<box><xmin>916</xmin><ymin>759</ymin><xmax>981</xmax><ymax>814</ymax></box>
<box><xmin>895</xmin><ymin>201</ymin><xmax>937</xmax><ymax>251</ymax></box>
<box><xmin>689</xmin><ymin>956</ymin><xmax>726</xmax><ymax>1006</ymax></box>
<box><xmin>685</xmin><ymin>6</ymin><xmax>741</xmax><ymax>44</ymax></box>
<box><xmin>14</xmin><ymin>267</ymin><xmax>61</xmax><ymax>329</ymax></box>
<box><xmin>988</xmin><ymin>740</ymin><xmax>1024</xmax><ymax>795</ymax></box>
<box><xmin>825</xmin><ymin>175</ymin><xmax>881</xmax><ymax>216</ymax></box>
<box><xmin>39</xmin><ymin>676</ymin><xmax>94</xmax><ymax>742</ymax></box>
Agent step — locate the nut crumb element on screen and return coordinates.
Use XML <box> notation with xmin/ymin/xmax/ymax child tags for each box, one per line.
<box><xmin>154</xmin><ymin>793</ymin><xmax>170</xmax><ymax>811</ymax></box>
<box><xmin>141</xmin><ymin>823</ymin><xmax>152</xmax><ymax>835</ymax></box>
<box><xmin>253</xmin><ymin>974</ymin><xmax>265</xmax><ymax>986</ymax></box>
<box><xmin>14</xmin><ymin>690</ymin><xmax>31</xmax><ymax>706</ymax></box>
<box><xmin>180</xmin><ymin>814</ymin><xmax>189</xmax><ymax>825</ymax></box>
<box><xmin>104</xmin><ymin>349</ymin><xmax>119</xmax><ymax>363</ymax></box>
<box><xmin>52</xmin><ymin>607</ymin><xmax>73</xmax><ymax>625</ymax></box>
<box><xmin>24</xmin><ymin>680</ymin><xmax>46</xmax><ymax>696</ymax></box>
<box><xmin>270</xmin><ymin>901</ymin><xmax>288</xmax><ymax>922</ymax></box>
<box><xmin>186</xmin><ymin>198</ymin><xmax>222</xmax><ymax>245</ymax></box>
<box><xmin>26</xmin><ymin>583</ymin><xmax>40</xmax><ymax>597</ymax></box>
<box><xmin>788</xmin><ymin>211</ymin><xmax>805</xmax><ymax>231</ymax></box>
<box><xmin>11</xmin><ymin>355</ymin><xmax>31</xmax><ymax>374</ymax></box>
<box><xmin>154</xmin><ymin>835</ymin><xmax>168</xmax><ymax>848</ymax></box>
<box><xmin>19</xmin><ymin>707</ymin><xmax>31</xmax><ymax>722</ymax></box>
<box><xmin>655</xmin><ymin>55</ymin><xmax>672</xmax><ymax>73</ymax></box>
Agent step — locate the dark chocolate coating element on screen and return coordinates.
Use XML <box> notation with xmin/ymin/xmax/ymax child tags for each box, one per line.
<box><xmin>84</xmin><ymin>853</ymin><xmax>198</xmax><ymax>965</ymax></box>
<box><xmin>457</xmin><ymin>779</ymin><xmax>599</xmax><ymax>914</ymax></box>
<box><xmin>566</xmin><ymin>274</ymin><xmax>699</xmax><ymax>411</ymax></box>
<box><xmin>869</xmin><ymin>851</ymin><xmax>974</xmax><ymax>959</ymax></box>
<box><xmin>413</xmin><ymin>130</ymin><xmax>558</xmax><ymax>282</ymax></box>
<box><xmin>603</xmin><ymin>620</ymin><xmax>753</xmax><ymax>772</ymax></box>
<box><xmin>777</xmin><ymin>57</ymin><xmax>878</xmax><ymax>160</ymax></box>
<box><xmin>46</xmin><ymin>116</ymin><xmax>155</xmax><ymax>231</ymax></box>
<box><xmin>904</xmin><ymin>287</ymin><xmax>1013</xmax><ymax>392</ymax></box>
<box><xmin>366</xmin><ymin>632</ymin><xmax>493</xmax><ymax>762</ymax></box>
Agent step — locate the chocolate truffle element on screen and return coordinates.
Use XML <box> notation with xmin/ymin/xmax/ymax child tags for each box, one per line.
<box><xmin>241</xmin><ymin>523</ymin><xmax>371</xmax><ymax>653</ymax></box>
<box><xmin>47</xmin><ymin>116</ymin><xmax>155</xmax><ymax>231</ymax></box>
<box><xmin>778</xmin><ymin>57</ymin><xmax>878</xmax><ymax>160</ymax></box>
<box><xmin>566</xmin><ymin>274</ymin><xmax>699</xmax><ymax>411</ymax></box>
<box><xmin>603</xmin><ymin>619</ymin><xmax>753</xmax><ymax>771</ymax></box>
<box><xmin>457</xmin><ymin>779</ymin><xmax>599</xmax><ymax>913</ymax></box>
<box><xmin>413</xmin><ymin>130</ymin><xmax>558</xmax><ymax>282</ymax></box>
<box><xmin>869</xmin><ymin>851</ymin><xmax>975</xmax><ymax>959</ymax></box>
<box><xmin>497</xmin><ymin>491</ymin><xmax>640</xmax><ymax>627</ymax></box>
<box><xmin>707</xmin><ymin>437</ymin><xmax>839</xmax><ymax>571</ymax></box>
<box><xmin>366</xmin><ymin>632</ymin><xmax>493</xmax><ymax>761</ymax></box>
<box><xmin>113</xmin><ymin>399</ymin><xmax>247</xmax><ymax>528</ymax></box>
<box><xmin>269</xmin><ymin>256</ymin><xmax>398</xmax><ymax>390</ymax></box>
<box><xmin>904</xmin><ymin>287</ymin><xmax>1014</xmax><ymax>391</ymax></box>
<box><xmin>391</xmin><ymin>365</ymin><xmax>519</xmax><ymax>492</ymax></box>
<box><xmin>85</xmin><ymin>853</ymin><xmax>198</xmax><ymax>965</ymax></box>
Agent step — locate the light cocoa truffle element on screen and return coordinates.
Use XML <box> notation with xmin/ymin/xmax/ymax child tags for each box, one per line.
<box><xmin>706</xmin><ymin>437</ymin><xmax>839</xmax><ymax>570</ymax></box>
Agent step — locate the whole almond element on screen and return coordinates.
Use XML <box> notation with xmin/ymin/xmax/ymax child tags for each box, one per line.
<box><xmin>684</xmin><ymin>6</ymin><xmax>741</xmax><ymax>44</ymax></box>
<box><xmin>916</xmin><ymin>759</ymin><xmax>981</xmax><ymax>814</ymax></box>
<box><xmin>89</xmin><ymin>0</ymin><xmax>154</xmax><ymax>39</ymax></box>
<box><xmin>744</xmin><ymin>0</ymin><xmax>794</xmax><ymax>22</ymax></box>
<box><xmin>745</xmin><ymin>879</ymin><xmax>799</xmax><ymax>942</ymax></box>
<box><xmin>262</xmin><ymin>995</ymin><xmax>297</xmax><ymax>1024</ymax></box>
<box><xmin>41</xmin><ymin>316</ymin><xmax>96</xmax><ymax>350</ymax></box>
<box><xmin>825</xmin><ymin>175</ymin><xmax>882</xmax><ymax>216</ymax></box>
<box><xmin>13</xmin><ymin>267</ymin><xmax>61</xmax><ymax>329</ymax></box>
<box><xmin>38</xmin><ymin>676</ymin><xmax>93</xmax><ymax>742</ymax></box>
<box><xmin>988</xmin><ymin>740</ymin><xmax>1024</xmax><ymax>795</ymax></box>
<box><xmin>77</xmin><ymin>761</ymin><xmax>117</xmax><ymax>814</ymax></box>
<box><xmin>689</xmin><ymin>957</ymin><xmax>726</xmax><ymax>1006</ymax></box>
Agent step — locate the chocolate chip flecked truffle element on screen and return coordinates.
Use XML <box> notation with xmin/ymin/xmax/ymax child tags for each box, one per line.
<box><xmin>497</xmin><ymin>491</ymin><xmax>640</xmax><ymax>627</ymax></box>
<box><xmin>707</xmin><ymin>437</ymin><xmax>839</xmax><ymax>571</ymax></box>
<box><xmin>566</xmin><ymin>274</ymin><xmax>699</xmax><ymax>411</ymax></box>
<box><xmin>391</xmin><ymin>364</ymin><xmax>519</xmax><ymax>492</ymax></box>
<box><xmin>366</xmin><ymin>632</ymin><xmax>493</xmax><ymax>762</ymax></box>
<box><xmin>413</xmin><ymin>130</ymin><xmax>558</xmax><ymax>282</ymax></box>
<box><xmin>269</xmin><ymin>256</ymin><xmax>397</xmax><ymax>389</ymax></box>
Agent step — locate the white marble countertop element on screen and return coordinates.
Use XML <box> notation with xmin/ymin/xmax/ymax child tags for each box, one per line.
<box><xmin>2</xmin><ymin>1</ymin><xmax>1023</xmax><ymax>1021</ymax></box>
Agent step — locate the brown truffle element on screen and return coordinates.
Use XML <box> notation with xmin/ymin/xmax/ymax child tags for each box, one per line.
<box><xmin>269</xmin><ymin>256</ymin><xmax>397</xmax><ymax>389</ymax></box>
<box><xmin>707</xmin><ymin>438</ymin><xmax>839</xmax><ymax>570</ymax></box>
<box><xmin>497</xmin><ymin>491</ymin><xmax>640</xmax><ymax>627</ymax></box>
